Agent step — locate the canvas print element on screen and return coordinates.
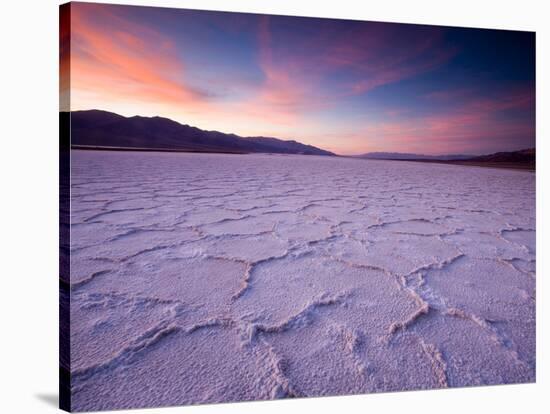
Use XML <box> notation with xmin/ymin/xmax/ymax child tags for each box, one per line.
<box><xmin>59</xmin><ymin>2</ymin><xmax>536</xmax><ymax>412</ymax></box>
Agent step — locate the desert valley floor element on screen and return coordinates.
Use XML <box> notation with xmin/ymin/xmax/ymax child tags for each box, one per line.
<box><xmin>69</xmin><ymin>150</ymin><xmax>536</xmax><ymax>411</ymax></box>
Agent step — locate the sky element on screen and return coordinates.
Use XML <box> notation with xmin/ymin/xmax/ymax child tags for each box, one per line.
<box><xmin>61</xmin><ymin>2</ymin><xmax>536</xmax><ymax>155</ymax></box>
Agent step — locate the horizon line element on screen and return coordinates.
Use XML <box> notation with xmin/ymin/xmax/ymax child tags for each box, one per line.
<box><xmin>64</xmin><ymin>108</ymin><xmax>535</xmax><ymax>157</ymax></box>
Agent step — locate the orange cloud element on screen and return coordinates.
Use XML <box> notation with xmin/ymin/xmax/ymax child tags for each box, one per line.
<box><xmin>69</xmin><ymin>3</ymin><xmax>207</xmax><ymax>111</ymax></box>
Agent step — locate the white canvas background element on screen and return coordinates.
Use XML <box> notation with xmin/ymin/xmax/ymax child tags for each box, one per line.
<box><xmin>0</xmin><ymin>0</ymin><xmax>547</xmax><ymax>412</ymax></box>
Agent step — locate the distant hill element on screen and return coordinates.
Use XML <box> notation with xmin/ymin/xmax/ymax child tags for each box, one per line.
<box><xmin>468</xmin><ymin>148</ymin><xmax>535</xmax><ymax>164</ymax></box>
<box><xmin>69</xmin><ymin>110</ymin><xmax>335</xmax><ymax>156</ymax></box>
<box><xmin>356</xmin><ymin>152</ymin><xmax>473</xmax><ymax>161</ymax></box>
<box><xmin>358</xmin><ymin>148</ymin><xmax>535</xmax><ymax>170</ymax></box>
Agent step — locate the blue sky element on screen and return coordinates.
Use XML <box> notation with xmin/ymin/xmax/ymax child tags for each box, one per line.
<box><xmin>64</xmin><ymin>2</ymin><xmax>535</xmax><ymax>155</ymax></box>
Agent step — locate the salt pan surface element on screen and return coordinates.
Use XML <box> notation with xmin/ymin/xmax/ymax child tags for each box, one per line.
<box><xmin>69</xmin><ymin>151</ymin><xmax>535</xmax><ymax>411</ymax></box>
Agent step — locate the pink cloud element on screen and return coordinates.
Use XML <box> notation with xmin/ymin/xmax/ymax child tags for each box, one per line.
<box><xmin>360</xmin><ymin>87</ymin><xmax>534</xmax><ymax>154</ymax></box>
<box><xmin>239</xmin><ymin>17</ymin><xmax>456</xmax><ymax>128</ymax></box>
<box><xmin>69</xmin><ymin>3</ymin><xmax>209</xmax><ymax>110</ymax></box>
<box><xmin>348</xmin><ymin>47</ymin><xmax>455</xmax><ymax>95</ymax></box>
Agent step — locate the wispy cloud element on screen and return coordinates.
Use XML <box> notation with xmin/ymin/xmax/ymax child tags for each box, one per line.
<box><xmin>359</xmin><ymin>87</ymin><xmax>535</xmax><ymax>154</ymax></box>
<box><xmin>69</xmin><ymin>4</ymin><xmax>209</xmax><ymax>111</ymax></box>
<box><xmin>234</xmin><ymin>17</ymin><xmax>457</xmax><ymax>128</ymax></box>
<box><xmin>65</xmin><ymin>3</ymin><xmax>535</xmax><ymax>155</ymax></box>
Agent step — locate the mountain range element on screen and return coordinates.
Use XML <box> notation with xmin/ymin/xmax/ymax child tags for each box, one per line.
<box><xmin>357</xmin><ymin>152</ymin><xmax>474</xmax><ymax>161</ymax></box>
<box><xmin>68</xmin><ymin>110</ymin><xmax>334</xmax><ymax>156</ymax></box>
<box><xmin>65</xmin><ymin>110</ymin><xmax>534</xmax><ymax>169</ymax></box>
<box><xmin>467</xmin><ymin>148</ymin><xmax>535</xmax><ymax>163</ymax></box>
<box><xmin>359</xmin><ymin>148</ymin><xmax>535</xmax><ymax>170</ymax></box>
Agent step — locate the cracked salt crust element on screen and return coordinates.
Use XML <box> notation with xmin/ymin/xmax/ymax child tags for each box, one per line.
<box><xmin>69</xmin><ymin>151</ymin><xmax>536</xmax><ymax>411</ymax></box>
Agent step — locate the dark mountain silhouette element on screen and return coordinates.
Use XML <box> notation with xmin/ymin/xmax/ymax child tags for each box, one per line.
<box><xmin>468</xmin><ymin>148</ymin><xmax>535</xmax><ymax>164</ymax></box>
<box><xmin>69</xmin><ymin>110</ymin><xmax>335</xmax><ymax>156</ymax></box>
<box><xmin>358</xmin><ymin>148</ymin><xmax>535</xmax><ymax>170</ymax></box>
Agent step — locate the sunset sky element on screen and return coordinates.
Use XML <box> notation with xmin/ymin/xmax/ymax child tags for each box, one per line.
<box><xmin>61</xmin><ymin>2</ymin><xmax>535</xmax><ymax>155</ymax></box>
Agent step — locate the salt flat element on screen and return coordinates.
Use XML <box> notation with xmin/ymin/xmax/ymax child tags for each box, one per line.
<box><xmin>69</xmin><ymin>150</ymin><xmax>535</xmax><ymax>411</ymax></box>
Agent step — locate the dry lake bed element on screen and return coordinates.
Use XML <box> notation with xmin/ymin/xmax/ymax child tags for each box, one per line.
<box><xmin>69</xmin><ymin>150</ymin><xmax>535</xmax><ymax>411</ymax></box>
